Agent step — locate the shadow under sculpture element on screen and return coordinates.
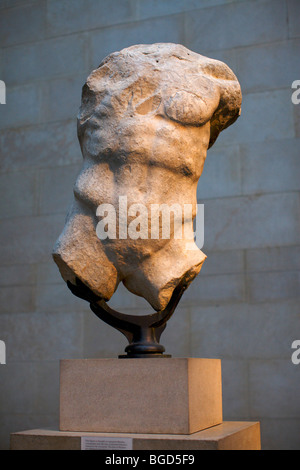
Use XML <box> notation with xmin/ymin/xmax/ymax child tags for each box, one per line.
<box><xmin>52</xmin><ymin>43</ymin><xmax>242</xmax><ymax>358</ymax></box>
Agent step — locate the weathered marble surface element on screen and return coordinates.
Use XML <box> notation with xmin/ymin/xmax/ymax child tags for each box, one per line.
<box><xmin>53</xmin><ymin>43</ymin><xmax>242</xmax><ymax>311</ymax></box>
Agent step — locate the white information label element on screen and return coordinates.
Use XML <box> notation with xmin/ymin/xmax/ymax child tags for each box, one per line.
<box><xmin>81</xmin><ymin>436</ymin><xmax>133</xmax><ymax>450</ymax></box>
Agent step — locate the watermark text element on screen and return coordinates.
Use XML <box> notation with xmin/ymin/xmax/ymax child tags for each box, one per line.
<box><xmin>291</xmin><ymin>340</ymin><xmax>300</xmax><ymax>365</ymax></box>
<box><xmin>0</xmin><ymin>340</ymin><xmax>6</xmax><ymax>364</ymax></box>
<box><xmin>96</xmin><ymin>197</ymin><xmax>204</xmax><ymax>250</ymax></box>
<box><xmin>0</xmin><ymin>80</ymin><xmax>6</xmax><ymax>104</ymax></box>
<box><xmin>291</xmin><ymin>80</ymin><xmax>300</xmax><ymax>105</ymax></box>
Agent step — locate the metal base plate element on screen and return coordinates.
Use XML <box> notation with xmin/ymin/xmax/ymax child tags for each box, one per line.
<box><xmin>118</xmin><ymin>354</ymin><xmax>172</xmax><ymax>359</ymax></box>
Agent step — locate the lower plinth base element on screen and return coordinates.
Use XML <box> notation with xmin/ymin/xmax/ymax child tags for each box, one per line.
<box><xmin>10</xmin><ymin>422</ymin><xmax>261</xmax><ymax>450</ymax></box>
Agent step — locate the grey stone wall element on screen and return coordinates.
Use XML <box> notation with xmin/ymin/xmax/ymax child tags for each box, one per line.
<box><xmin>0</xmin><ymin>0</ymin><xmax>299</xmax><ymax>450</ymax></box>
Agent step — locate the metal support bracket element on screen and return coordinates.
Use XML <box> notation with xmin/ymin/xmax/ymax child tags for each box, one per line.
<box><xmin>67</xmin><ymin>278</ymin><xmax>188</xmax><ymax>358</ymax></box>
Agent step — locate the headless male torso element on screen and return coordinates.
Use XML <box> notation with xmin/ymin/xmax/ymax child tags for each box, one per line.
<box><xmin>53</xmin><ymin>44</ymin><xmax>242</xmax><ymax>311</ymax></box>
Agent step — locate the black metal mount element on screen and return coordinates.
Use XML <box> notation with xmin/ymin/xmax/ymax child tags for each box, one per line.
<box><xmin>67</xmin><ymin>278</ymin><xmax>188</xmax><ymax>359</ymax></box>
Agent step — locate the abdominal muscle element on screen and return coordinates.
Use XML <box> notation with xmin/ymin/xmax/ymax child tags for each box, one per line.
<box><xmin>75</xmin><ymin>159</ymin><xmax>198</xmax><ymax>257</ymax></box>
<box><xmin>74</xmin><ymin>119</ymin><xmax>210</xmax><ymax>263</ymax></box>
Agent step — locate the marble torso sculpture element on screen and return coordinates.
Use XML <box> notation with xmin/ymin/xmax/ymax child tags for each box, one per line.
<box><xmin>53</xmin><ymin>43</ymin><xmax>242</xmax><ymax>312</ymax></box>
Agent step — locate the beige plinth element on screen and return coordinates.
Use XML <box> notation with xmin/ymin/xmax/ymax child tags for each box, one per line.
<box><xmin>59</xmin><ymin>358</ymin><xmax>222</xmax><ymax>434</ymax></box>
<box><xmin>10</xmin><ymin>422</ymin><xmax>261</xmax><ymax>450</ymax></box>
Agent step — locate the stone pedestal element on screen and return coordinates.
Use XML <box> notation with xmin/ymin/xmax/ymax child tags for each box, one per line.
<box><xmin>59</xmin><ymin>358</ymin><xmax>223</xmax><ymax>434</ymax></box>
<box><xmin>10</xmin><ymin>422</ymin><xmax>261</xmax><ymax>450</ymax></box>
<box><xmin>10</xmin><ymin>357</ymin><xmax>261</xmax><ymax>450</ymax></box>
